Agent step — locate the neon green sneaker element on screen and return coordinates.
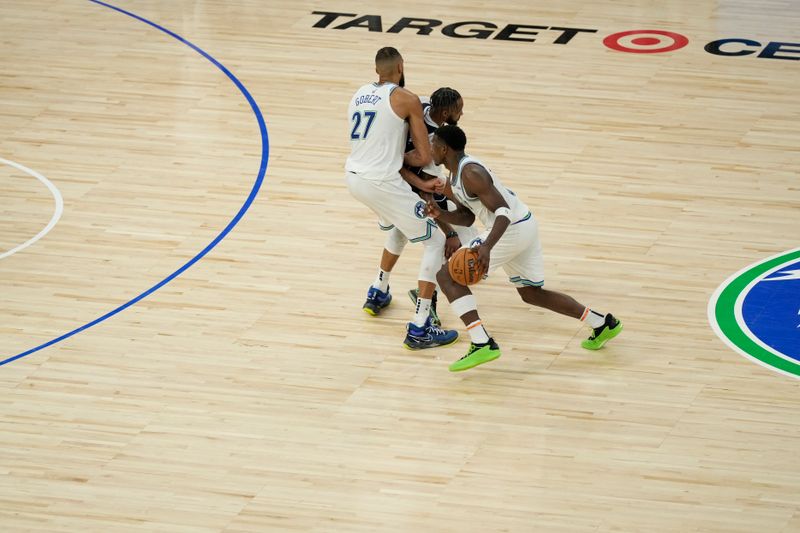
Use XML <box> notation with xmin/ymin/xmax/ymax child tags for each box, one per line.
<box><xmin>449</xmin><ymin>338</ymin><xmax>501</xmax><ymax>372</ymax></box>
<box><xmin>581</xmin><ymin>314</ymin><xmax>623</xmax><ymax>350</ymax></box>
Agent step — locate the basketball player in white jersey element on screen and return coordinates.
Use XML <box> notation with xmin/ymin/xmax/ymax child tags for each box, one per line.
<box><xmin>425</xmin><ymin>125</ymin><xmax>623</xmax><ymax>371</ymax></box>
<box><xmin>346</xmin><ymin>47</ymin><xmax>458</xmax><ymax>350</ymax></box>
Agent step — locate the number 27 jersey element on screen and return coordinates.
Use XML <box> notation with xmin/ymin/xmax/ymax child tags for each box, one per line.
<box><xmin>345</xmin><ymin>82</ymin><xmax>408</xmax><ymax>181</ymax></box>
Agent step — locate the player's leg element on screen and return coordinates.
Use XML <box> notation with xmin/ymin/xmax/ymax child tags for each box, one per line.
<box><xmin>407</xmin><ymin>192</ymin><xmax>445</xmax><ymax>325</ymax></box>
<box><xmin>403</xmin><ymin>228</ymin><xmax>459</xmax><ymax>349</ymax></box>
<box><xmin>380</xmin><ymin>178</ymin><xmax>458</xmax><ymax>349</ymax></box>
<box><xmin>507</xmin><ymin>218</ymin><xmax>622</xmax><ymax>349</ymax></box>
<box><xmin>347</xmin><ymin>173</ymin><xmax>408</xmax><ymax>316</ymax></box>
<box><xmin>515</xmin><ymin>286</ymin><xmax>622</xmax><ymax>349</ymax></box>
<box><xmin>436</xmin><ymin>225</ymin><xmax>513</xmax><ymax>371</ymax></box>
<box><xmin>407</xmin><ymin>285</ymin><xmax>441</xmax><ymax>326</ymax></box>
<box><xmin>436</xmin><ymin>262</ymin><xmax>500</xmax><ymax>371</ymax></box>
<box><xmin>454</xmin><ymin>224</ymin><xmax>479</xmax><ymax>250</ymax></box>
<box><xmin>407</xmin><ymin>196</ymin><xmax>479</xmax><ymax>325</ymax></box>
<box><xmin>363</xmin><ymin>224</ymin><xmax>406</xmax><ymax>316</ymax></box>
<box><xmin>516</xmin><ymin>286</ymin><xmax>583</xmax><ymax>317</ymax></box>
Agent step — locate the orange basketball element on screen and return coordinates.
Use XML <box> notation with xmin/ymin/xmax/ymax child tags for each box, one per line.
<box><xmin>448</xmin><ymin>247</ymin><xmax>485</xmax><ymax>286</ymax></box>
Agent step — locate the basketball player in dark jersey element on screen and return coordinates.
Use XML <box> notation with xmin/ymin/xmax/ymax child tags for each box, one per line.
<box><xmin>397</xmin><ymin>88</ymin><xmax>477</xmax><ymax>325</ymax></box>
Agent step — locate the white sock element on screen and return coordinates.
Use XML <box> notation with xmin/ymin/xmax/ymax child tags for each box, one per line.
<box><xmin>372</xmin><ymin>269</ymin><xmax>390</xmax><ymax>292</ymax></box>
<box><xmin>451</xmin><ymin>295</ymin><xmax>490</xmax><ymax>342</ymax></box>
<box><xmin>413</xmin><ymin>298</ymin><xmax>432</xmax><ymax>327</ymax></box>
<box><xmin>581</xmin><ymin>308</ymin><xmax>606</xmax><ymax>329</ymax></box>
<box><xmin>466</xmin><ymin>320</ymin><xmax>490</xmax><ymax>344</ymax></box>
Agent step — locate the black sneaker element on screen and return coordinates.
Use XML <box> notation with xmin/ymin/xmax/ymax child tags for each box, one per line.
<box><xmin>406</xmin><ymin>288</ymin><xmax>441</xmax><ymax>327</ymax></box>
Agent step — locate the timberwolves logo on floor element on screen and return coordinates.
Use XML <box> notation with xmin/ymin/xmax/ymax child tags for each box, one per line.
<box><xmin>709</xmin><ymin>248</ymin><xmax>800</xmax><ymax>379</ymax></box>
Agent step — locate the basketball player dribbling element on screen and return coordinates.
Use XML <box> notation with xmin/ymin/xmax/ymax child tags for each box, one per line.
<box><xmin>426</xmin><ymin>125</ymin><xmax>623</xmax><ymax>371</ymax></box>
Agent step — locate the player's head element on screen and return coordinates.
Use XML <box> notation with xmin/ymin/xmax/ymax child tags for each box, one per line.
<box><xmin>375</xmin><ymin>47</ymin><xmax>404</xmax><ymax>87</ymax></box>
<box><xmin>432</xmin><ymin>125</ymin><xmax>467</xmax><ymax>166</ymax></box>
<box><xmin>430</xmin><ymin>87</ymin><xmax>463</xmax><ymax>125</ymax></box>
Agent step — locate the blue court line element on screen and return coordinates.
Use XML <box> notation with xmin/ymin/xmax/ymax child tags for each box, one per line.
<box><xmin>0</xmin><ymin>0</ymin><xmax>269</xmax><ymax>367</ymax></box>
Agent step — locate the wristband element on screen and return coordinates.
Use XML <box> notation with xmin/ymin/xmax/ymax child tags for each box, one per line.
<box><xmin>494</xmin><ymin>207</ymin><xmax>512</xmax><ymax>220</ymax></box>
<box><xmin>446</xmin><ymin>231</ymin><xmax>458</xmax><ymax>238</ymax></box>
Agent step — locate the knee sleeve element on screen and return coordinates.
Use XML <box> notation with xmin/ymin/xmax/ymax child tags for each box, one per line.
<box><xmin>384</xmin><ymin>227</ymin><xmax>408</xmax><ymax>256</ymax></box>
<box><xmin>418</xmin><ymin>230</ymin><xmax>445</xmax><ymax>283</ymax></box>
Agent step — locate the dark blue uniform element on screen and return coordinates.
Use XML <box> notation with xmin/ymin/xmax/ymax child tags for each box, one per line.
<box><xmin>405</xmin><ymin>101</ymin><xmax>448</xmax><ymax>210</ymax></box>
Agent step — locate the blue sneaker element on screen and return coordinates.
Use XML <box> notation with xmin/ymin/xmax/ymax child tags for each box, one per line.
<box><xmin>363</xmin><ymin>286</ymin><xmax>392</xmax><ymax>316</ymax></box>
<box><xmin>403</xmin><ymin>317</ymin><xmax>459</xmax><ymax>350</ymax></box>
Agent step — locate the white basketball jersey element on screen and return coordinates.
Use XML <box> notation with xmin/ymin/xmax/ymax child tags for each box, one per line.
<box><xmin>345</xmin><ymin>82</ymin><xmax>407</xmax><ymax>181</ymax></box>
<box><xmin>451</xmin><ymin>156</ymin><xmax>530</xmax><ymax>228</ymax></box>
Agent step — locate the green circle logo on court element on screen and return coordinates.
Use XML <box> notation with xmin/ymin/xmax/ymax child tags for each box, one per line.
<box><xmin>709</xmin><ymin>248</ymin><xmax>800</xmax><ymax>379</ymax></box>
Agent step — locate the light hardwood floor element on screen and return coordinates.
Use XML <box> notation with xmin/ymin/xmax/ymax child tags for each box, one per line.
<box><xmin>1</xmin><ymin>1</ymin><xmax>799</xmax><ymax>531</ymax></box>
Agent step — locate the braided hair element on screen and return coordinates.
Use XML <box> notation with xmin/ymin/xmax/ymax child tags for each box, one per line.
<box><xmin>430</xmin><ymin>87</ymin><xmax>462</xmax><ymax>113</ymax></box>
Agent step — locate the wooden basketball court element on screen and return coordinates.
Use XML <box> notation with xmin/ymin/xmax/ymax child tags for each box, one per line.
<box><xmin>1</xmin><ymin>1</ymin><xmax>798</xmax><ymax>531</ymax></box>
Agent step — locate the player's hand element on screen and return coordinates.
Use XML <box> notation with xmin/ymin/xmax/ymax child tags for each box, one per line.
<box><xmin>416</xmin><ymin>178</ymin><xmax>438</xmax><ymax>193</ymax></box>
<box><xmin>432</xmin><ymin>176</ymin><xmax>447</xmax><ymax>194</ymax></box>
<box><xmin>471</xmin><ymin>242</ymin><xmax>491</xmax><ymax>274</ymax></box>
<box><xmin>424</xmin><ymin>199</ymin><xmax>441</xmax><ymax>219</ymax></box>
<box><xmin>444</xmin><ymin>235</ymin><xmax>461</xmax><ymax>259</ymax></box>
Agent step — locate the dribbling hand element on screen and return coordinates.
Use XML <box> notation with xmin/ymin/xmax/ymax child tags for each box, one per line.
<box><xmin>471</xmin><ymin>242</ymin><xmax>491</xmax><ymax>274</ymax></box>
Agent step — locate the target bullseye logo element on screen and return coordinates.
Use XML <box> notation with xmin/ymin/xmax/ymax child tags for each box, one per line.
<box><xmin>603</xmin><ymin>30</ymin><xmax>690</xmax><ymax>53</ymax></box>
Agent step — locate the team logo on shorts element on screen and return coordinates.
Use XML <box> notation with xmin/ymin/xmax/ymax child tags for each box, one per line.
<box><xmin>469</xmin><ymin>237</ymin><xmax>484</xmax><ymax>248</ymax></box>
<box><xmin>413</xmin><ymin>200</ymin><xmax>426</xmax><ymax>219</ymax></box>
<box><xmin>709</xmin><ymin>248</ymin><xmax>800</xmax><ymax>379</ymax></box>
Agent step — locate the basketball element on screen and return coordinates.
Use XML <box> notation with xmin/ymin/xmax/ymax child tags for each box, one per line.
<box><xmin>448</xmin><ymin>247</ymin><xmax>485</xmax><ymax>286</ymax></box>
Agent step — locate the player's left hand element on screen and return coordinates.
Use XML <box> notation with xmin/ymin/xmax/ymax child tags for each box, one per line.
<box><xmin>444</xmin><ymin>235</ymin><xmax>461</xmax><ymax>259</ymax></box>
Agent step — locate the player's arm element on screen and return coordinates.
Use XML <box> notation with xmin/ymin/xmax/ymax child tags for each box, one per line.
<box><xmin>392</xmin><ymin>90</ymin><xmax>432</xmax><ymax>168</ymax></box>
<box><xmin>425</xmin><ymin>197</ymin><xmax>474</xmax><ymax>227</ymax></box>
<box><xmin>399</xmin><ymin>167</ymin><xmax>439</xmax><ymax>192</ymax></box>
<box><xmin>461</xmin><ymin>164</ymin><xmax>511</xmax><ymax>271</ymax></box>
<box><xmin>463</xmin><ymin>164</ymin><xmax>511</xmax><ymax>249</ymax></box>
<box><xmin>436</xmin><ymin>219</ymin><xmax>462</xmax><ymax>259</ymax></box>
<box><xmin>426</xmin><ymin>179</ymin><xmax>474</xmax><ymax>226</ymax></box>
<box><xmin>438</xmin><ymin>179</ymin><xmax>454</xmax><ymax>199</ymax></box>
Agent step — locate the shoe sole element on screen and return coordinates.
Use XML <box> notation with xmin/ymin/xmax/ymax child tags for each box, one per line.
<box><xmin>363</xmin><ymin>294</ymin><xmax>392</xmax><ymax>317</ymax></box>
<box><xmin>581</xmin><ymin>322</ymin><xmax>623</xmax><ymax>350</ymax></box>
<box><xmin>449</xmin><ymin>350</ymin><xmax>501</xmax><ymax>372</ymax></box>
<box><xmin>403</xmin><ymin>335</ymin><xmax>459</xmax><ymax>351</ymax></box>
